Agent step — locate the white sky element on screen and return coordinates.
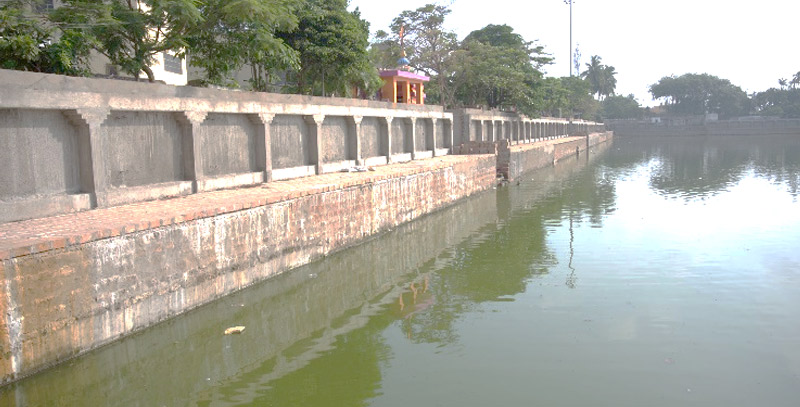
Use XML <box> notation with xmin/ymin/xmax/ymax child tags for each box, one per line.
<box><xmin>349</xmin><ymin>0</ymin><xmax>800</xmax><ymax>106</ymax></box>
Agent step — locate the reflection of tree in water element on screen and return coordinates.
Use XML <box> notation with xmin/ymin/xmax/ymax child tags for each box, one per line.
<box><xmin>398</xmin><ymin>160</ymin><xmax>618</xmax><ymax>344</ymax></box>
<box><xmin>751</xmin><ymin>141</ymin><xmax>800</xmax><ymax>198</ymax></box>
<box><xmin>608</xmin><ymin>136</ymin><xmax>800</xmax><ymax>200</ymax></box>
<box><xmin>245</xmin><ymin>147</ymin><xmax>622</xmax><ymax>404</ymax></box>
<box><xmin>247</xmin><ymin>314</ymin><xmax>392</xmax><ymax>407</ymax></box>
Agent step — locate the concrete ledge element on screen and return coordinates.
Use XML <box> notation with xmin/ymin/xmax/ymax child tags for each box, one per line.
<box><xmin>272</xmin><ymin>166</ymin><xmax>316</xmax><ymax>181</ymax></box>
<box><xmin>0</xmin><ymin>194</ymin><xmax>92</xmax><ymax>224</ymax></box>
<box><xmin>434</xmin><ymin>148</ymin><xmax>450</xmax><ymax>157</ymax></box>
<box><xmin>413</xmin><ymin>150</ymin><xmax>434</xmax><ymax>160</ymax></box>
<box><xmin>391</xmin><ymin>153</ymin><xmax>413</xmax><ymax>163</ymax></box>
<box><xmin>97</xmin><ymin>181</ymin><xmax>194</xmax><ymax>208</ymax></box>
<box><xmin>363</xmin><ymin>156</ymin><xmax>389</xmax><ymax>167</ymax></box>
<box><xmin>196</xmin><ymin>172</ymin><xmax>264</xmax><ymax>193</ymax></box>
<box><xmin>321</xmin><ymin>160</ymin><xmax>357</xmax><ymax>174</ymax></box>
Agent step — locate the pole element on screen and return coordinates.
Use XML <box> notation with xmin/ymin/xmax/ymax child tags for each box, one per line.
<box><xmin>568</xmin><ymin>0</ymin><xmax>572</xmax><ymax>76</ymax></box>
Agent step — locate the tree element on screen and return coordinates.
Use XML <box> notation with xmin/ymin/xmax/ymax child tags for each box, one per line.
<box><xmin>751</xmin><ymin>87</ymin><xmax>800</xmax><ymax>118</ymax></box>
<box><xmin>368</xmin><ymin>29</ymin><xmax>403</xmax><ymax>70</ymax></box>
<box><xmin>278</xmin><ymin>0</ymin><xmax>380</xmax><ymax>97</ymax></box>
<box><xmin>580</xmin><ymin>55</ymin><xmax>616</xmax><ymax>100</ymax></box>
<box><xmin>52</xmin><ymin>0</ymin><xmax>203</xmax><ymax>82</ymax></box>
<box><xmin>791</xmin><ymin>71</ymin><xmax>800</xmax><ymax>90</ymax></box>
<box><xmin>0</xmin><ymin>0</ymin><xmax>90</xmax><ymax>75</ymax></box>
<box><xmin>187</xmin><ymin>0</ymin><xmax>301</xmax><ymax>90</ymax></box>
<box><xmin>560</xmin><ymin>75</ymin><xmax>598</xmax><ymax>119</ymax></box>
<box><xmin>461</xmin><ymin>24</ymin><xmax>551</xmax><ymax>69</ymax></box>
<box><xmin>390</xmin><ymin>4</ymin><xmax>458</xmax><ymax>106</ymax></box>
<box><xmin>779</xmin><ymin>78</ymin><xmax>788</xmax><ymax>90</ymax></box>
<box><xmin>447</xmin><ymin>24</ymin><xmax>551</xmax><ymax>116</ymax></box>
<box><xmin>449</xmin><ymin>39</ymin><xmax>534</xmax><ymax>112</ymax></box>
<box><xmin>601</xmin><ymin>94</ymin><xmax>642</xmax><ymax>120</ymax></box>
<box><xmin>649</xmin><ymin>73</ymin><xmax>748</xmax><ymax>118</ymax></box>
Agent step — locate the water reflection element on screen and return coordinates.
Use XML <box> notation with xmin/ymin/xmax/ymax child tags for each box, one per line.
<box><xmin>610</xmin><ymin>136</ymin><xmax>800</xmax><ymax>200</ymax></box>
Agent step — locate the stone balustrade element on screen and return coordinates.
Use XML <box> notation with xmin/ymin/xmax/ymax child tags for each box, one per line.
<box><xmin>0</xmin><ymin>70</ymin><xmax>454</xmax><ymax>223</ymax></box>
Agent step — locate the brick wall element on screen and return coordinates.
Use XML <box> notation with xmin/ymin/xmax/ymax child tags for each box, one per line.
<box><xmin>0</xmin><ymin>155</ymin><xmax>496</xmax><ymax>384</ymax></box>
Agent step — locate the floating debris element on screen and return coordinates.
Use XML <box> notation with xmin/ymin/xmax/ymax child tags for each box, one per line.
<box><xmin>224</xmin><ymin>326</ymin><xmax>245</xmax><ymax>335</ymax></box>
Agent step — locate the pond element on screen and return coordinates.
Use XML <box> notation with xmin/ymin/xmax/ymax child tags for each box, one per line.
<box><xmin>2</xmin><ymin>135</ymin><xmax>799</xmax><ymax>407</ymax></box>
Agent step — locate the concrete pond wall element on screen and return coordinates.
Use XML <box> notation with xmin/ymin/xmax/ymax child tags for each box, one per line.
<box><xmin>607</xmin><ymin>119</ymin><xmax>800</xmax><ymax>137</ymax></box>
<box><xmin>0</xmin><ymin>155</ymin><xmax>498</xmax><ymax>385</ymax></box>
<box><xmin>0</xmin><ymin>70</ymin><xmax>610</xmax><ymax>385</ymax></box>
<box><xmin>451</xmin><ymin>107</ymin><xmax>605</xmax><ymax>146</ymax></box>
<box><xmin>0</xmin><ymin>70</ymin><xmax>454</xmax><ymax>224</ymax></box>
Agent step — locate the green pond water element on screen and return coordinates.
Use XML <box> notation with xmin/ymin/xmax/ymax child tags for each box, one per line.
<box><xmin>2</xmin><ymin>135</ymin><xmax>800</xmax><ymax>407</ymax></box>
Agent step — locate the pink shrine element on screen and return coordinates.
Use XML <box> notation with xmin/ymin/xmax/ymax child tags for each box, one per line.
<box><xmin>378</xmin><ymin>69</ymin><xmax>429</xmax><ymax>105</ymax></box>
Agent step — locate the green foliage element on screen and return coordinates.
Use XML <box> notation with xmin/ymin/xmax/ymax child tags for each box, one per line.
<box><xmin>559</xmin><ymin>75</ymin><xmax>598</xmax><ymax>119</ymax></box>
<box><xmin>447</xmin><ymin>24</ymin><xmax>551</xmax><ymax>116</ymax></box>
<box><xmin>601</xmin><ymin>94</ymin><xmax>643</xmax><ymax>120</ymax></box>
<box><xmin>580</xmin><ymin>55</ymin><xmax>616</xmax><ymax>100</ymax></box>
<box><xmin>389</xmin><ymin>3</ymin><xmax>457</xmax><ymax>106</ymax></box>
<box><xmin>462</xmin><ymin>24</ymin><xmax>551</xmax><ymax>69</ymax></box>
<box><xmin>188</xmin><ymin>0</ymin><xmax>300</xmax><ymax>90</ymax></box>
<box><xmin>0</xmin><ymin>0</ymin><xmax>90</xmax><ymax>75</ymax></box>
<box><xmin>278</xmin><ymin>0</ymin><xmax>380</xmax><ymax>97</ymax></box>
<box><xmin>368</xmin><ymin>29</ymin><xmax>402</xmax><ymax>70</ymax></box>
<box><xmin>751</xmin><ymin>88</ymin><xmax>800</xmax><ymax>118</ymax></box>
<box><xmin>52</xmin><ymin>0</ymin><xmax>203</xmax><ymax>82</ymax></box>
<box><xmin>649</xmin><ymin>73</ymin><xmax>748</xmax><ymax>118</ymax></box>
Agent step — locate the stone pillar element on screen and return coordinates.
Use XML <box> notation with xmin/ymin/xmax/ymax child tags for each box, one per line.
<box><xmin>65</xmin><ymin>108</ymin><xmax>110</xmax><ymax>208</ymax></box>
<box><xmin>527</xmin><ymin>122</ymin><xmax>532</xmax><ymax>143</ymax></box>
<box><xmin>446</xmin><ymin>118</ymin><xmax>454</xmax><ymax>154</ymax></box>
<box><xmin>350</xmin><ymin>115</ymin><xmax>364</xmax><ymax>166</ymax></box>
<box><xmin>383</xmin><ymin>116</ymin><xmax>393</xmax><ymax>163</ymax></box>
<box><xmin>178</xmin><ymin>111</ymin><xmax>208</xmax><ymax>193</ymax></box>
<box><xmin>431</xmin><ymin>118</ymin><xmax>440</xmax><ymax>155</ymax></box>
<box><xmin>252</xmin><ymin>113</ymin><xmax>275</xmax><ymax>183</ymax></box>
<box><xmin>409</xmin><ymin>117</ymin><xmax>418</xmax><ymax>159</ymax></box>
<box><xmin>305</xmin><ymin>114</ymin><xmax>325</xmax><ymax>175</ymax></box>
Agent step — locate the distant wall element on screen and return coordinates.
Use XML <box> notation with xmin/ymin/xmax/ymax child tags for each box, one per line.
<box><xmin>0</xmin><ymin>70</ymin><xmax>453</xmax><ymax>223</ymax></box>
<box><xmin>451</xmin><ymin>108</ymin><xmax>605</xmax><ymax>147</ymax></box>
<box><xmin>454</xmin><ymin>131</ymin><xmax>614</xmax><ymax>181</ymax></box>
<box><xmin>607</xmin><ymin>119</ymin><xmax>800</xmax><ymax>137</ymax></box>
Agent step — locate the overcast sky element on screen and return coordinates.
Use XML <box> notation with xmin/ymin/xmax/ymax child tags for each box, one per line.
<box><xmin>348</xmin><ymin>0</ymin><xmax>800</xmax><ymax>106</ymax></box>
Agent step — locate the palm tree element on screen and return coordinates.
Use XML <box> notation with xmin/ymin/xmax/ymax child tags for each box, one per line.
<box><xmin>581</xmin><ymin>55</ymin><xmax>604</xmax><ymax>99</ymax></box>
<box><xmin>601</xmin><ymin>65</ymin><xmax>617</xmax><ymax>99</ymax></box>
<box><xmin>791</xmin><ymin>72</ymin><xmax>800</xmax><ymax>90</ymax></box>
<box><xmin>580</xmin><ymin>55</ymin><xmax>616</xmax><ymax>100</ymax></box>
<box><xmin>778</xmin><ymin>78</ymin><xmax>788</xmax><ymax>90</ymax></box>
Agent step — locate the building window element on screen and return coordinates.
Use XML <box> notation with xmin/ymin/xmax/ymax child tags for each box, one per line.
<box><xmin>36</xmin><ymin>0</ymin><xmax>55</xmax><ymax>12</ymax></box>
<box><xmin>163</xmin><ymin>52</ymin><xmax>183</xmax><ymax>74</ymax></box>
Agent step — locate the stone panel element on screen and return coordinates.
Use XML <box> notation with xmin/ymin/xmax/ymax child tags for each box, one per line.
<box><xmin>360</xmin><ymin>117</ymin><xmax>384</xmax><ymax>159</ymax></box>
<box><xmin>104</xmin><ymin>111</ymin><xmax>184</xmax><ymax>188</ymax></box>
<box><xmin>436</xmin><ymin>119</ymin><xmax>446</xmax><ymax>148</ymax></box>
<box><xmin>271</xmin><ymin>115</ymin><xmax>309</xmax><ymax>169</ymax></box>
<box><xmin>415</xmin><ymin>119</ymin><xmax>430</xmax><ymax>151</ymax></box>
<box><xmin>199</xmin><ymin>113</ymin><xmax>257</xmax><ymax>177</ymax></box>
<box><xmin>321</xmin><ymin>116</ymin><xmax>350</xmax><ymax>163</ymax></box>
<box><xmin>0</xmin><ymin>109</ymin><xmax>81</xmax><ymax>200</ymax></box>
<box><xmin>391</xmin><ymin>118</ymin><xmax>408</xmax><ymax>154</ymax></box>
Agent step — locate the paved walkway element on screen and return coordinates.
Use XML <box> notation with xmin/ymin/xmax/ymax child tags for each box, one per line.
<box><xmin>0</xmin><ymin>155</ymin><xmax>491</xmax><ymax>261</ymax></box>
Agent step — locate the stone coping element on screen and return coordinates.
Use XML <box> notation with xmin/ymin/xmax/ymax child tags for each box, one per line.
<box><xmin>508</xmin><ymin>135</ymin><xmax>587</xmax><ymax>151</ymax></box>
<box><xmin>0</xmin><ymin>155</ymin><xmax>491</xmax><ymax>261</ymax></box>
